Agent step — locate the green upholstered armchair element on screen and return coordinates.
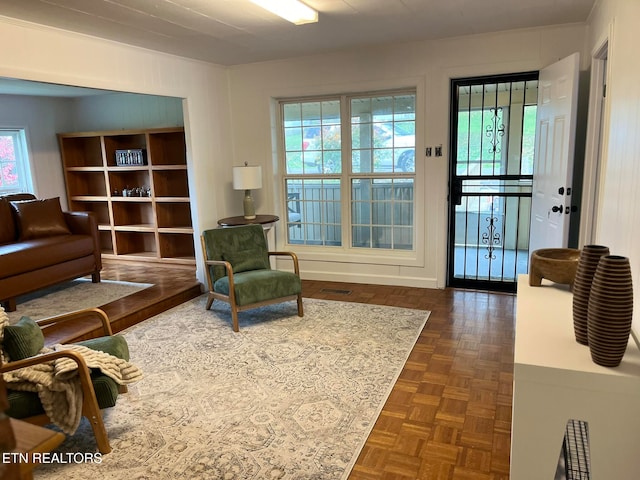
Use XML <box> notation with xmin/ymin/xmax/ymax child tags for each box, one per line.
<box><xmin>0</xmin><ymin>308</ymin><xmax>130</xmax><ymax>454</ymax></box>
<box><xmin>201</xmin><ymin>224</ymin><xmax>304</xmax><ymax>332</ymax></box>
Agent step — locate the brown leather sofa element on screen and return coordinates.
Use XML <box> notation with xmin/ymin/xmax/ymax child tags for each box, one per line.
<box><xmin>0</xmin><ymin>193</ymin><xmax>101</xmax><ymax>312</ymax></box>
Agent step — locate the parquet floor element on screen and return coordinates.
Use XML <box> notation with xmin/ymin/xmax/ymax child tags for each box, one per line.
<box><xmin>304</xmin><ymin>281</ymin><xmax>516</xmax><ymax>480</ymax></box>
<box><xmin>98</xmin><ymin>261</ymin><xmax>517</xmax><ymax>479</ymax></box>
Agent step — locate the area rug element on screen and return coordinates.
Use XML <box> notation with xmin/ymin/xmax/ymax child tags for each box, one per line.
<box><xmin>6</xmin><ymin>278</ymin><xmax>152</xmax><ymax>322</ymax></box>
<box><xmin>36</xmin><ymin>296</ymin><xmax>429</xmax><ymax>479</ymax></box>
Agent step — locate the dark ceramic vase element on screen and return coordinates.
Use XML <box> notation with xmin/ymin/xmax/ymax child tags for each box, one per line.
<box><xmin>572</xmin><ymin>245</ymin><xmax>610</xmax><ymax>345</ymax></box>
<box><xmin>587</xmin><ymin>255</ymin><xmax>634</xmax><ymax>367</ymax></box>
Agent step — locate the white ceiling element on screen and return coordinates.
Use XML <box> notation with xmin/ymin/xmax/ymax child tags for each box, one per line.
<box><xmin>0</xmin><ymin>0</ymin><xmax>595</xmax><ymax>66</ymax></box>
<box><xmin>0</xmin><ymin>0</ymin><xmax>595</xmax><ymax>96</ymax></box>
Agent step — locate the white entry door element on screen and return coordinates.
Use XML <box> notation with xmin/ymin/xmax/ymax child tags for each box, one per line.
<box><xmin>529</xmin><ymin>52</ymin><xmax>580</xmax><ymax>253</ymax></box>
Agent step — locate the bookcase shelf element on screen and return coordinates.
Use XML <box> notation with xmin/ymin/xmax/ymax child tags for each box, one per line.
<box><xmin>59</xmin><ymin>127</ymin><xmax>195</xmax><ymax>265</ymax></box>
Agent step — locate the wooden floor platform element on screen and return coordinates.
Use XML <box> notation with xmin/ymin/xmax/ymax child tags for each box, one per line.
<box><xmin>34</xmin><ymin>260</ymin><xmax>202</xmax><ymax>344</ymax></box>
<box><xmin>97</xmin><ymin>261</ymin><xmax>202</xmax><ymax>334</ymax></box>
<box><xmin>50</xmin><ymin>261</ymin><xmax>518</xmax><ymax>479</ymax></box>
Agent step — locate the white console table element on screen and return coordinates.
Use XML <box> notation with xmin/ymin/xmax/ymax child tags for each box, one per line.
<box><xmin>511</xmin><ymin>275</ymin><xmax>640</xmax><ymax>479</ymax></box>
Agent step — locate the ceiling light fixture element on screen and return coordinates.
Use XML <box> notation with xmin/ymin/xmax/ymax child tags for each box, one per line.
<box><xmin>250</xmin><ymin>0</ymin><xmax>318</xmax><ymax>25</ymax></box>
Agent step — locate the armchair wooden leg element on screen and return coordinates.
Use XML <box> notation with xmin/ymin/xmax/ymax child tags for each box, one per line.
<box><xmin>205</xmin><ymin>294</ymin><xmax>214</xmax><ymax>310</ymax></box>
<box><xmin>91</xmin><ymin>272</ymin><xmax>101</xmax><ymax>283</ymax></box>
<box><xmin>231</xmin><ymin>304</ymin><xmax>240</xmax><ymax>332</ymax></box>
<box><xmin>297</xmin><ymin>294</ymin><xmax>304</xmax><ymax>317</ymax></box>
<box><xmin>84</xmin><ymin>407</ymin><xmax>111</xmax><ymax>454</ymax></box>
<box><xmin>81</xmin><ymin>388</ymin><xmax>111</xmax><ymax>454</ymax></box>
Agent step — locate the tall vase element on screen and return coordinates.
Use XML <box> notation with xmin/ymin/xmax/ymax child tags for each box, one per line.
<box><xmin>587</xmin><ymin>255</ymin><xmax>634</xmax><ymax>367</ymax></box>
<box><xmin>572</xmin><ymin>245</ymin><xmax>610</xmax><ymax>344</ymax></box>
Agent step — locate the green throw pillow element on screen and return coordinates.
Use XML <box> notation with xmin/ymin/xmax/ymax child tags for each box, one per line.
<box><xmin>3</xmin><ymin>316</ymin><xmax>45</xmax><ymax>361</ymax></box>
<box><xmin>222</xmin><ymin>249</ymin><xmax>269</xmax><ymax>273</ymax></box>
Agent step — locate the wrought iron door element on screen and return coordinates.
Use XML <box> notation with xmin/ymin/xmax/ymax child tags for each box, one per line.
<box><xmin>448</xmin><ymin>73</ymin><xmax>538</xmax><ymax>291</ymax></box>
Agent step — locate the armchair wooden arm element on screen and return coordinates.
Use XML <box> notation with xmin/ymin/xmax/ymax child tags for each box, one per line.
<box><xmin>203</xmin><ymin>259</ymin><xmax>234</xmax><ymax>292</ymax></box>
<box><xmin>203</xmin><ymin>259</ymin><xmax>233</xmax><ymax>273</ymax></box>
<box><xmin>35</xmin><ymin>308</ymin><xmax>112</xmax><ymax>345</ymax></box>
<box><xmin>203</xmin><ymin>259</ymin><xmax>239</xmax><ymax>318</ymax></box>
<box><xmin>268</xmin><ymin>251</ymin><xmax>301</xmax><ymax>275</ymax></box>
<box><xmin>1</xmin><ymin>349</ymin><xmax>90</xmax><ymax>373</ymax></box>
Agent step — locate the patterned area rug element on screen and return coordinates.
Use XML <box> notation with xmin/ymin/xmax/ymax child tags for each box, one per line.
<box><xmin>6</xmin><ymin>278</ymin><xmax>152</xmax><ymax>322</ymax></box>
<box><xmin>36</xmin><ymin>296</ymin><xmax>429</xmax><ymax>479</ymax></box>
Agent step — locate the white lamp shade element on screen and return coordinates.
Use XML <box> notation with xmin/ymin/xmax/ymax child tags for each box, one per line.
<box><xmin>232</xmin><ymin>165</ymin><xmax>263</xmax><ymax>190</ymax></box>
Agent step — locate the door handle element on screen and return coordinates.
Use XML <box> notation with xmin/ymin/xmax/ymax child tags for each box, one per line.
<box><xmin>551</xmin><ymin>205</ymin><xmax>563</xmax><ymax>213</ymax></box>
<box><xmin>452</xmin><ymin>178</ymin><xmax>462</xmax><ymax>205</ymax></box>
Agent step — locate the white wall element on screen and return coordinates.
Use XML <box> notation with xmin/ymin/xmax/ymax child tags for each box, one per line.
<box><xmin>228</xmin><ymin>24</ymin><xmax>588</xmax><ymax>288</ymax></box>
<box><xmin>586</xmin><ymin>0</ymin><xmax>640</xmax><ymax>334</ymax></box>
<box><xmin>0</xmin><ymin>94</ymin><xmax>74</xmax><ymax>203</ymax></box>
<box><xmin>70</xmin><ymin>93</ymin><xmax>184</xmax><ymax>132</ymax></box>
<box><xmin>0</xmin><ymin>15</ymin><xmax>234</xmax><ymax>284</ymax></box>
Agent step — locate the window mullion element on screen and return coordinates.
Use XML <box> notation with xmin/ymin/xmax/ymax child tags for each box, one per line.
<box><xmin>340</xmin><ymin>94</ymin><xmax>352</xmax><ymax>250</ymax></box>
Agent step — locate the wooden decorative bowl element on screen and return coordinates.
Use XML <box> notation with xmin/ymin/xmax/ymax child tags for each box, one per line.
<box><xmin>529</xmin><ymin>248</ymin><xmax>581</xmax><ymax>287</ymax></box>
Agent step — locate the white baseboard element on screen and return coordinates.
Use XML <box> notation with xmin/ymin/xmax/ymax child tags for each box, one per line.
<box><xmin>299</xmin><ymin>270</ymin><xmax>440</xmax><ymax>289</ymax></box>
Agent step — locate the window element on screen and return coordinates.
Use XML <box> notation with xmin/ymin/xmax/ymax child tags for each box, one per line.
<box><xmin>0</xmin><ymin>129</ymin><xmax>32</xmax><ymax>194</ymax></box>
<box><xmin>281</xmin><ymin>91</ymin><xmax>416</xmax><ymax>251</ymax></box>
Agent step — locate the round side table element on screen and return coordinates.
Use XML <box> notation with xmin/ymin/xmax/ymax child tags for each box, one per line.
<box><xmin>217</xmin><ymin>214</ymin><xmax>279</xmax><ymax>230</ymax></box>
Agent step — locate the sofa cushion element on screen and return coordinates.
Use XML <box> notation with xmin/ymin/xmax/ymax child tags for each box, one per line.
<box><xmin>10</xmin><ymin>197</ymin><xmax>71</xmax><ymax>240</ymax></box>
<box><xmin>2</xmin><ymin>316</ymin><xmax>45</xmax><ymax>361</ymax></box>
<box><xmin>0</xmin><ymin>235</ymin><xmax>95</xmax><ymax>279</ymax></box>
<box><xmin>0</xmin><ymin>199</ymin><xmax>16</xmax><ymax>244</ymax></box>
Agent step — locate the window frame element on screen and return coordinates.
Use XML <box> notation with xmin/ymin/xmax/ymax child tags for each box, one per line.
<box><xmin>277</xmin><ymin>89</ymin><xmax>422</xmax><ymax>265</ymax></box>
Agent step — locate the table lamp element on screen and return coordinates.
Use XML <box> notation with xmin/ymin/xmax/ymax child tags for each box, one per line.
<box><xmin>232</xmin><ymin>163</ymin><xmax>263</xmax><ymax>220</ymax></box>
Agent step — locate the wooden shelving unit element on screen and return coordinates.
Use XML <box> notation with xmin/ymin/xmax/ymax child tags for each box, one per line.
<box><xmin>58</xmin><ymin>127</ymin><xmax>195</xmax><ymax>265</ymax></box>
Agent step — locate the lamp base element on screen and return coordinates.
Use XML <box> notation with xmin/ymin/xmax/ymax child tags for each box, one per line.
<box><xmin>243</xmin><ymin>189</ymin><xmax>256</xmax><ymax>220</ymax></box>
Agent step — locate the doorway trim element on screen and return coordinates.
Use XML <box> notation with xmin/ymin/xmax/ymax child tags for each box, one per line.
<box><xmin>580</xmin><ymin>23</ymin><xmax>614</xmax><ymax>247</ymax></box>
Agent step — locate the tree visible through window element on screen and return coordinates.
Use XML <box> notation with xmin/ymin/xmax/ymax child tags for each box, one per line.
<box><xmin>0</xmin><ymin>129</ymin><xmax>31</xmax><ymax>194</ymax></box>
<box><xmin>281</xmin><ymin>91</ymin><xmax>416</xmax><ymax>251</ymax></box>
